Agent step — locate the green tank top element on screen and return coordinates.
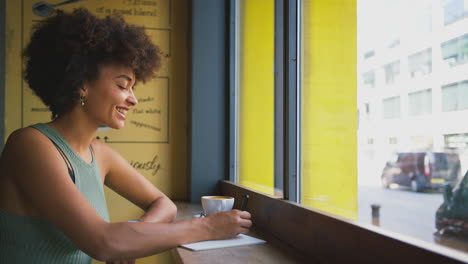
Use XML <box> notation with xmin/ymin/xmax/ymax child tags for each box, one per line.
<box><xmin>0</xmin><ymin>123</ymin><xmax>110</xmax><ymax>263</ymax></box>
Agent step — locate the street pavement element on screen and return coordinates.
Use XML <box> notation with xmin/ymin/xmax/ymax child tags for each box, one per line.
<box><xmin>358</xmin><ymin>185</ymin><xmax>468</xmax><ymax>254</ymax></box>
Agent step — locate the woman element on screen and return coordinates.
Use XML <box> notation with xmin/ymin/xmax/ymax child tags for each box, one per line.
<box><xmin>0</xmin><ymin>8</ymin><xmax>251</xmax><ymax>264</ymax></box>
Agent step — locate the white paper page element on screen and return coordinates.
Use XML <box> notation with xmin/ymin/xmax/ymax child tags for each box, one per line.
<box><xmin>180</xmin><ymin>234</ymin><xmax>266</xmax><ymax>251</ymax></box>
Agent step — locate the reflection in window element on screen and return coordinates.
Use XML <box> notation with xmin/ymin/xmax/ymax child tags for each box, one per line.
<box><xmin>442</xmin><ymin>81</ymin><xmax>468</xmax><ymax>112</ymax></box>
<box><xmin>408</xmin><ymin>89</ymin><xmax>432</xmax><ymax>116</ymax></box>
<box><xmin>408</xmin><ymin>49</ymin><xmax>432</xmax><ymax>78</ymax></box>
<box><xmin>382</xmin><ymin>96</ymin><xmax>400</xmax><ymax>119</ymax></box>
<box><xmin>441</xmin><ymin>34</ymin><xmax>468</xmax><ymax>67</ymax></box>
<box><xmin>383</xmin><ymin>60</ymin><xmax>400</xmax><ymax>85</ymax></box>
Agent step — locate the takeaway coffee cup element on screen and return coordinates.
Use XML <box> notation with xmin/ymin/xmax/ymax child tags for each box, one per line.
<box><xmin>201</xmin><ymin>196</ymin><xmax>235</xmax><ymax>215</ymax></box>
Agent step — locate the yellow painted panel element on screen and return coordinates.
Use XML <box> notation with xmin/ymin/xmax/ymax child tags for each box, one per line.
<box><xmin>5</xmin><ymin>0</ymin><xmax>188</xmax><ymax>262</ymax></box>
<box><xmin>238</xmin><ymin>0</ymin><xmax>275</xmax><ymax>195</ymax></box>
<box><xmin>301</xmin><ymin>0</ymin><xmax>358</xmax><ymax>219</ymax></box>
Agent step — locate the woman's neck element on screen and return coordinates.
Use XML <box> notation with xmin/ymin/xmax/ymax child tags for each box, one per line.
<box><xmin>47</xmin><ymin>111</ymin><xmax>98</xmax><ymax>156</ymax></box>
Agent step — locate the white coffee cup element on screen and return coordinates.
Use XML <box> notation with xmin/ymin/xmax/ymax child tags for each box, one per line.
<box><xmin>201</xmin><ymin>196</ymin><xmax>235</xmax><ymax>215</ymax></box>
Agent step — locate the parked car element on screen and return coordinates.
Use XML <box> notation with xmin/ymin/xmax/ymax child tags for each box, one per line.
<box><xmin>435</xmin><ymin>170</ymin><xmax>468</xmax><ymax>237</ymax></box>
<box><xmin>381</xmin><ymin>152</ymin><xmax>461</xmax><ymax>192</ymax></box>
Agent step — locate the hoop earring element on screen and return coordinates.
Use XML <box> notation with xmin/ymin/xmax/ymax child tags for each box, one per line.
<box><xmin>80</xmin><ymin>95</ymin><xmax>86</xmax><ymax>107</ymax></box>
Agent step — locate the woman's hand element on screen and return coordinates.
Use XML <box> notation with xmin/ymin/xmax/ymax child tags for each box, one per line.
<box><xmin>203</xmin><ymin>209</ymin><xmax>252</xmax><ymax>240</ymax></box>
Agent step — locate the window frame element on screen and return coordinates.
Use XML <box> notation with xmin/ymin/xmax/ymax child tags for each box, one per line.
<box><xmin>225</xmin><ymin>0</ymin><xmax>467</xmax><ymax>263</ymax></box>
<box><xmin>0</xmin><ymin>0</ymin><xmax>5</xmax><ymax>153</ymax></box>
<box><xmin>229</xmin><ymin>0</ymin><xmax>299</xmax><ymax>201</ymax></box>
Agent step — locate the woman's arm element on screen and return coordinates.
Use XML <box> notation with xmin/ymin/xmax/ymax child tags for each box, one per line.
<box><xmin>93</xmin><ymin>139</ymin><xmax>177</xmax><ymax>223</ymax></box>
<box><xmin>100</xmin><ymin>209</ymin><xmax>251</xmax><ymax>261</ymax></box>
<box><xmin>4</xmin><ymin>128</ymin><xmax>251</xmax><ymax>261</ymax></box>
<box><xmin>139</xmin><ymin>197</ymin><xmax>176</xmax><ymax>223</ymax></box>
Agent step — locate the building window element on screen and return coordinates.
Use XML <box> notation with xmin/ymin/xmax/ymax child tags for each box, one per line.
<box><xmin>441</xmin><ymin>34</ymin><xmax>468</xmax><ymax>67</ymax></box>
<box><xmin>442</xmin><ymin>0</ymin><xmax>468</xmax><ymax>25</ymax></box>
<box><xmin>383</xmin><ymin>60</ymin><xmax>400</xmax><ymax>85</ymax></box>
<box><xmin>382</xmin><ymin>96</ymin><xmax>401</xmax><ymax>119</ymax></box>
<box><xmin>445</xmin><ymin>133</ymin><xmax>468</xmax><ymax>149</ymax></box>
<box><xmin>408</xmin><ymin>89</ymin><xmax>432</xmax><ymax>116</ymax></box>
<box><xmin>364</xmin><ymin>50</ymin><xmax>375</xmax><ymax>59</ymax></box>
<box><xmin>362</xmin><ymin>70</ymin><xmax>375</xmax><ymax>88</ymax></box>
<box><xmin>408</xmin><ymin>48</ymin><xmax>432</xmax><ymax>78</ymax></box>
<box><xmin>388</xmin><ymin>137</ymin><xmax>398</xmax><ymax>145</ymax></box>
<box><xmin>442</xmin><ymin>81</ymin><xmax>468</xmax><ymax>112</ymax></box>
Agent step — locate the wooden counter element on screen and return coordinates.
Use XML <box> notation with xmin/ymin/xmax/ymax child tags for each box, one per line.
<box><xmin>171</xmin><ymin>202</ymin><xmax>305</xmax><ymax>264</ymax></box>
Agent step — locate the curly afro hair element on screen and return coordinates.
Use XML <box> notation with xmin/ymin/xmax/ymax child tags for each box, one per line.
<box><xmin>23</xmin><ymin>8</ymin><xmax>162</xmax><ymax>119</ymax></box>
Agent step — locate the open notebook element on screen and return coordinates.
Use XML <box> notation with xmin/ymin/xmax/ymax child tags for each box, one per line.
<box><xmin>180</xmin><ymin>234</ymin><xmax>266</xmax><ymax>251</ymax></box>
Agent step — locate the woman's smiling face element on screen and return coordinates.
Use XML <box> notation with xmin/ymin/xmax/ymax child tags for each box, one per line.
<box><xmin>83</xmin><ymin>64</ymin><xmax>138</xmax><ymax>129</ymax></box>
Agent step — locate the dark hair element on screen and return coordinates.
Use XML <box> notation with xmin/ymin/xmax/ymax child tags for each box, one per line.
<box><xmin>23</xmin><ymin>8</ymin><xmax>161</xmax><ymax>119</ymax></box>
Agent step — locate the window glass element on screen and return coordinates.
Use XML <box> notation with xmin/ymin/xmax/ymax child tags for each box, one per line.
<box><xmin>442</xmin><ymin>84</ymin><xmax>458</xmax><ymax>112</ymax></box>
<box><xmin>236</xmin><ymin>0</ymin><xmax>277</xmax><ymax>196</ymax></box>
<box><xmin>362</xmin><ymin>70</ymin><xmax>375</xmax><ymax>88</ymax></box>
<box><xmin>382</xmin><ymin>96</ymin><xmax>400</xmax><ymax>119</ymax></box>
<box><xmin>383</xmin><ymin>60</ymin><xmax>400</xmax><ymax>85</ymax></box>
<box><xmin>300</xmin><ymin>0</ymin><xmax>357</xmax><ymax>219</ymax></box>
<box><xmin>408</xmin><ymin>49</ymin><xmax>432</xmax><ymax>78</ymax></box>
<box><xmin>442</xmin><ymin>34</ymin><xmax>468</xmax><ymax>67</ymax></box>
<box><xmin>408</xmin><ymin>89</ymin><xmax>432</xmax><ymax>116</ymax></box>
<box><xmin>442</xmin><ymin>82</ymin><xmax>468</xmax><ymax>112</ymax></box>
<box><xmin>442</xmin><ymin>0</ymin><xmax>468</xmax><ymax>25</ymax></box>
<box><xmin>358</xmin><ymin>0</ymin><xmax>468</xmax><ymax>256</ymax></box>
<box><xmin>459</xmin><ymin>81</ymin><xmax>468</xmax><ymax>110</ymax></box>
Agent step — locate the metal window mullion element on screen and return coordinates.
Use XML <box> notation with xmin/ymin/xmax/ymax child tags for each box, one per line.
<box><xmin>274</xmin><ymin>0</ymin><xmax>285</xmax><ymax>196</ymax></box>
<box><xmin>295</xmin><ymin>0</ymin><xmax>302</xmax><ymax>203</ymax></box>
<box><xmin>229</xmin><ymin>0</ymin><xmax>240</xmax><ymax>182</ymax></box>
<box><xmin>285</xmin><ymin>0</ymin><xmax>299</xmax><ymax>202</ymax></box>
<box><xmin>0</xmin><ymin>0</ymin><xmax>5</xmax><ymax>152</ymax></box>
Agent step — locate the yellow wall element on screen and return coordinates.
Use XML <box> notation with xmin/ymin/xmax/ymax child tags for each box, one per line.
<box><xmin>5</xmin><ymin>0</ymin><xmax>188</xmax><ymax>263</ymax></box>
<box><xmin>301</xmin><ymin>0</ymin><xmax>357</xmax><ymax>219</ymax></box>
<box><xmin>238</xmin><ymin>0</ymin><xmax>275</xmax><ymax>195</ymax></box>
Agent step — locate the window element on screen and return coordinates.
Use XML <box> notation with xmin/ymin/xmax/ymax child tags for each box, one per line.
<box><xmin>382</xmin><ymin>96</ymin><xmax>400</xmax><ymax>119</ymax></box>
<box><xmin>230</xmin><ymin>0</ymin><xmax>468</xmax><ymax>260</ymax></box>
<box><xmin>441</xmin><ymin>34</ymin><xmax>468</xmax><ymax>67</ymax></box>
<box><xmin>408</xmin><ymin>89</ymin><xmax>432</xmax><ymax>116</ymax></box>
<box><xmin>365</xmin><ymin>103</ymin><xmax>370</xmax><ymax>115</ymax></box>
<box><xmin>362</xmin><ymin>70</ymin><xmax>375</xmax><ymax>88</ymax></box>
<box><xmin>300</xmin><ymin>0</ymin><xmax>357</xmax><ymax>219</ymax></box>
<box><xmin>364</xmin><ymin>50</ymin><xmax>375</xmax><ymax>59</ymax></box>
<box><xmin>442</xmin><ymin>0</ymin><xmax>468</xmax><ymax>25</ymax></box>
<box><xmin>442</xmin><ymin>81</ymin><xmax>468</xmax><ymax>112</ymax></box>
<box><xmin>358</xmin><ymin>0</ymin><xmax>468</xmax><ymax>258</ymax></box>
<box><xmin>235</xmin><ymin>0</ymin><xmax>278</xmax><ymax>196</ymax></box>
<box><xmin>383</xmin><ymin>60</ymin><xmax>400</xmax><ymax>85</ymax></box>
<box><xmin>408</xmin><ymin>49</ymin><xmax>432</xmax><ymax>78</ymax></box>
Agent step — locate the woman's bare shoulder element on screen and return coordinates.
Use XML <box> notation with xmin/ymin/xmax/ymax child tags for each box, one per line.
<box><xmin>1</xmin><ymin>127</ymin><xmax>58</xmax><ymax>166</ymax></box>
<box><xmin>4</xmin><ymin>127</ymin><xmax>49</xmax><ymax>152</ymax></box>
